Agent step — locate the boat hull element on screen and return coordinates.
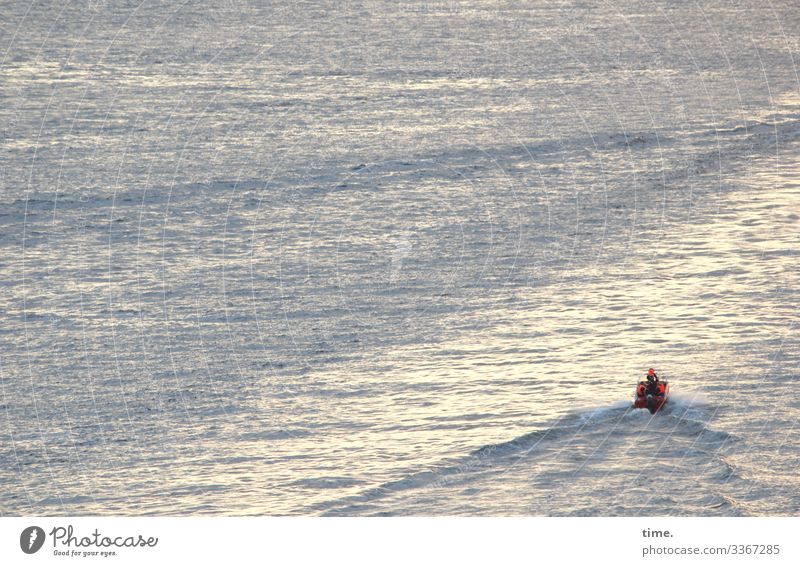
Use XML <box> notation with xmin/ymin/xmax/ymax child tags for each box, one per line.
<box><xmin>633</xmin><ymin>381</ymin><xmax>669</xmax><ymax>414</ymax></box>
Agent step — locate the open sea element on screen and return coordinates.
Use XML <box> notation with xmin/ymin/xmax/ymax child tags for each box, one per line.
<box><xmin>1</xmin><ymin>0</ymin><xmax>798</xmax><ymax>515</ymax></box>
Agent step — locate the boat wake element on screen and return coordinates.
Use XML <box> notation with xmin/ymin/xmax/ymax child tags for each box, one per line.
<box><xmin>316</xmin><ymin>394</ymin><xmax>739</xmax><ymax>515</ymax></box>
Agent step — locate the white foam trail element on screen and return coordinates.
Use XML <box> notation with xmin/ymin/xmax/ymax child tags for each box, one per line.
<box><xmin>668</xmin><ymin>390</ymin><xmax>709</xmax><ymax>409</ymax></box>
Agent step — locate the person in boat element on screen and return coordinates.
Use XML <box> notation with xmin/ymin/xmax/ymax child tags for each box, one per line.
<box><xmin>645</xmin><ymin>368</ymin><xmax>660</xmax><ymax>396</ymax></box>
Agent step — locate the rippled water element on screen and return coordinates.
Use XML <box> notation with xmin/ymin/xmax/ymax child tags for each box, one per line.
<box><xmin>1</xmin><ymin>1</ymin><xmax>798</xmax><ymax>516</ymax></box>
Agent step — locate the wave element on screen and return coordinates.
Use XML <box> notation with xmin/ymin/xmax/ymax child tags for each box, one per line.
<box><xmin>316</xmin><ymin>395</ymin><xmax>736</xmax><ymax>515</ymax></box>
